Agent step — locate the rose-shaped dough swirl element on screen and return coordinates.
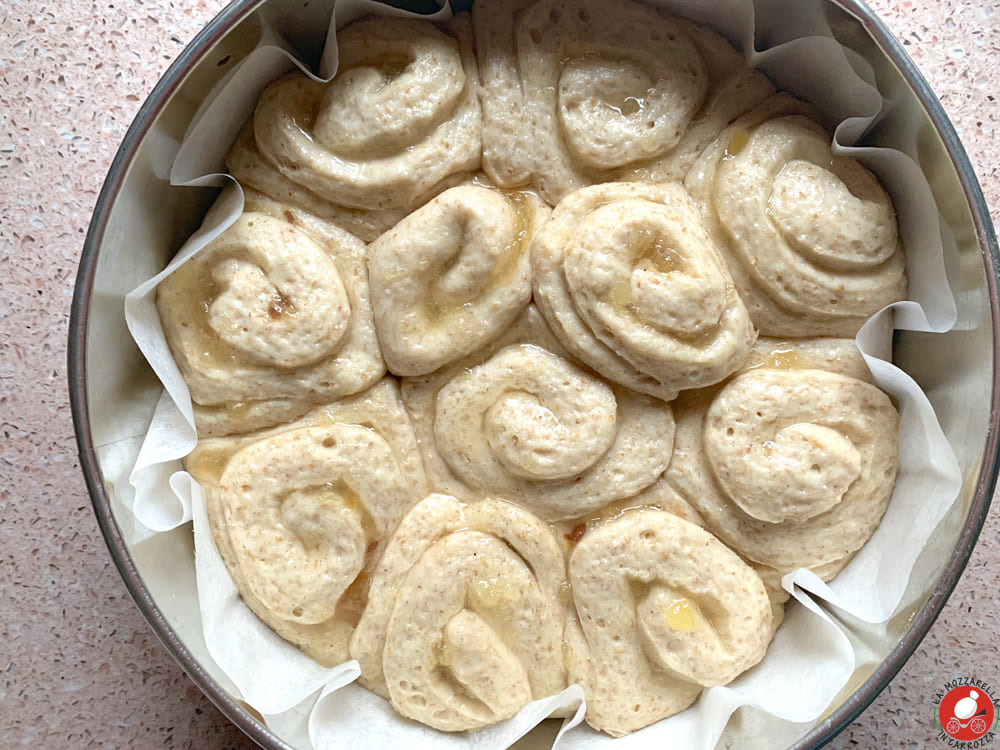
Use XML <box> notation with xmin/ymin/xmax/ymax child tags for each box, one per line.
<box><xmin>368</xmin><ymin>183</ymin><xmax>549</xmax><ymax>375</ymax></box>
<box><xmin>686</xmin><ymin>95</ymin><xmax>907</xmax><ymax>336</ymax></box>
<box><xmin>582</xmin><ymin>480</ymin><xmax>790</xmax><ymax>630</ymax></box>
<box><xmin>473</xmin><ymin>0</ymin><xmax>772</xmax><ymax>204</ymax></box>
<box><xmin>666</xmin><ymin>338</ymin><xmax>899</xmax><ymax>578</ymax></box>
<box><xmin>252</xmin><ymin>14</ymin><xmax>481</xmax><ymax>211</ymax></box>
<box><xmin>565</xmin><ymin>509</ymin><xmax>772</xmax><ymax>736</ymax></box>
<box><xmin>157</xmin><ymin>194</ymin><xmax>384</xmax><ymax>436</ymax></box>
<box><xmin>350</xmin><ymin>494</ymin><xmax>567</xmax><ymax>732</ymax></box>
<box><xmin>226</xmin><ymin>121</ymin><xmax>406</xmax><ymax>242</ymax></box>
<box><xmin>402</xmin><ymin>307</ymin><xmax>675</xmax><ymax>521</ymax></box>
<box><xmin>533</xmin><ymin>182</ymin><xmax>756</xmax><ymax>400</ymax></box>
<box><xmin>187</xmin><ymin>379</ymin><xmax>428</xmax><ymax>665</ymax></box>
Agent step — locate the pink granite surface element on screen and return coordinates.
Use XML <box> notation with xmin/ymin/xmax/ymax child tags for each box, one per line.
<box><xmin>0</xmin><ymin>0</ymin><xmax>996</xmax><ymax>747</ymax></box>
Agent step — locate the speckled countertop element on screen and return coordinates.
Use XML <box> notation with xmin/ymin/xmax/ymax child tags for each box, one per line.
<box><xmin>1</xmin><ymin>0</ymin><xmax>997</xmax><ymax>747</ymax></box>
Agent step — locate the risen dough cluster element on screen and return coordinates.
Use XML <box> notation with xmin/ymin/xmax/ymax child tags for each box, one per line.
<box><xmin>161</xmin><ymin>0</ymin><xmax>905</xmax><ymax>739</ymax></box>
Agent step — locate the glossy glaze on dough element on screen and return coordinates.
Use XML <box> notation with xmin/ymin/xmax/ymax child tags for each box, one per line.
<box><xmin>473</xmin><ymin>0</ymin><xmax>773</xmax><ymax>203</ymax></box>
<box><xmin>226</xmin><ymin>122</ymin><xmax>406</xmax><ymax>243</ymax></box>
<box><xmin>533</xmin><ymin>182</ymin><xmax>756</xmax><ymax>400</ymax></box>
<box><xmin>565</xmin><ymin>508</ymin><xmax>772</xmax><ymax>736</ymax></box>
<box><xmin>157</xmin><ymin>192</ymin><xmax>384</xmax><ymax>436</ymax></box>
<box><xmin>686</xmin><ymin>94</ymin><xmax>907</xmax><ymax>336</ymax></box>
<box><xmin>368</xmin><ymin>182</ymin><xmax>549</xmax><ymax>375</ymax></box>
<box><xmin>186</xmin><ymin>379</ymin><xmax>427</xmax><ymax>666</ymax></box>
<box><xmin>252</xmin><ymin>15</ymin><xmax>481</xmax><ymax>212</ymax></box>
<box><xmin>350</xmin><ymin>493</ymin><xmax>567</xmax><ymax>731</ymax></box>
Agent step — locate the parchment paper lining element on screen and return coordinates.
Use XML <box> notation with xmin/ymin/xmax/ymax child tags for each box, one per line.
<box><xmin>120</xmin><ymin>1</ymin><xmax>963</xmax><ymax>747</ymax></box>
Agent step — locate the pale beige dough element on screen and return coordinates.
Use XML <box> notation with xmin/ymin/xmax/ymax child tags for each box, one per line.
<box><xmin>186</xmin><ymin>379</ymin><xmax>427</xmax><ymax>666</ymax></box>
<box><xmin>564</xmin><ymin>508</ymin><xmax>772</xmax><ymax>736</ymax></box>
<box><xmin>473</xmin><ymin>0</ymin><xmax>773</xmax><ymax>203</ymax></box>
<box><xmin>157</xmin><ymin>190</ymin><xmax>384</xmax><ymax>437</ymax></box>
<box><xmin>368</xmin><ymin>182</ymin><xmax>549</xmax><ymax>376</ymax></box>
<box><xmin>666</xmin><ymin>338</ymin><xmax>899</xmax><ymax>578</ymax></box>
<box><xmin>349</xmin><ymin>493</ymin><xmax>567</xmax><ymax>732</ymax></box>
<box><xmin>251</xmin><ymin>14</ymin><xmax>481</xmax><ymax>212</ymax></box>
<box><xmin>163</xmin><ymin>6</ymin><xmax>913</xmax><ymax>740</ymax></box>
<box><xmin>226</xmin><ymin>121</ymin><xmax>406</xmax><ymax>242</ymax></box>
<box><xmin>401</xmin><ymin>306</ymin><xmax>675</xmax><ymax>521</ymax></box>
<box><xmin>685</xmin><ymin>94</ymin><xmax>907</xmax><ymax>336</ymax></box>
<box><xmin>532</xmin><ymin>181</ymin><xmax>756</xmax><ymax>400</ymax></box>
<box><xmin>556</xmin><ymin>480</ymin><xmax>706</xmax><ymax>545</ymax></box>
<box><xmin>615</xmin><ymin>18</ymin><xmax>775</xmax><ymax>184</ymax></box>
<box><xmin>555</xmin><ymin>483</ymin><xmax>790</xmax><ymax>632</ymax></box>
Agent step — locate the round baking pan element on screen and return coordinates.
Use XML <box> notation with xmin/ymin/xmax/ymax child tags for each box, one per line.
<box><xmin>68</xmin><ymin>0</ymin><xmax>1000</xmax><ymax>747</ymax></box>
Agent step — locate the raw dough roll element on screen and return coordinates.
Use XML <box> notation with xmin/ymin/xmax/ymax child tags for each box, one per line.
<box><xmin>666</xmin><ymin>338</ymin><xmax>899</xmax><ymax>577</ymax></box>
<box><xmin>533</xmin><ymin>182</ymin><xmax>756</xmax><ymax>400</ymax></box>
<box><xmin>615</xmin><ymin>18</ymin><xmax>775</xmax><ymax>184</ymax></box>
<box><xmin>349</xmin><ymin>493</ymin><xmax>568</xmax><ymax>731</ymax></box>
<box><xmin>157</xmin><ymin>192</ymin><xmax>383</xmax><ymax>436</ymax></box>
<box><xmin>686</xmin><ymin>95</ymin><xmax>907</xmax><ymax>336</ymax></box>
<box><xmin>565</xmin><ymin>509</ymin><xmax>772</xmax><ymax>736</ymax></box>
<box><xmin>251</xmin><ymin>14</ymin><xmax>481</xmax><ymax>211</ymax></box>
<box><xmin>473</xmin><ymin>0</ymin><xmax>772</xmax><ymax>203</ymax></box>
<box><xmin>556</xmin><ymin>480</ymin><xmax>788</xmax><ymax>632</ymax></box>
<box><xmin>368</xmin><ymin>182</ymin><xmax>549</xmax><ymax>375</ymax></box>
<box><xmin>226</xmin><ymin>121</ymin><xmax>405</xmax><ymax>242</ymax></box>
<box><xmin>187</xmin><ymin>379</ymin><xmax>428</xmax><ymax>665</ymax></box>
<box><xmin>401</xmin><ymin>307</ymin><xmax>675</xmax><ymax>521</ymax></box>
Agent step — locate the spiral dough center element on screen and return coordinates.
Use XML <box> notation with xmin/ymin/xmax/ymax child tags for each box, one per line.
<box><xmin>705</xmin><ymin>369</ymin><xmax>868</xmax><ymax>524</ymax></box>
<box><xmin>205</xmin><ymin>213</ymin><xmax>350</xmax><ymax>370</ymax></box>
<box><xmin>437</xmin><ymin>345</ymin><xmax>618</xmax><ymax>483</ymax></box>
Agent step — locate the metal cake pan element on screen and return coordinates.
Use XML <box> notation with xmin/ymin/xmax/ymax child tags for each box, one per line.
<box><xmin>68</xmin><ymin>0</ymin><xmax>1000</xmax><ymax>747</ymax></box>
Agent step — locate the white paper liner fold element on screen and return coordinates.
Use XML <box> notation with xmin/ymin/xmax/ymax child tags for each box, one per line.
<box><xmin>119</xmin><ymin>0</ymin><xmax>964</xmax><ymax>747</ymax></box>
